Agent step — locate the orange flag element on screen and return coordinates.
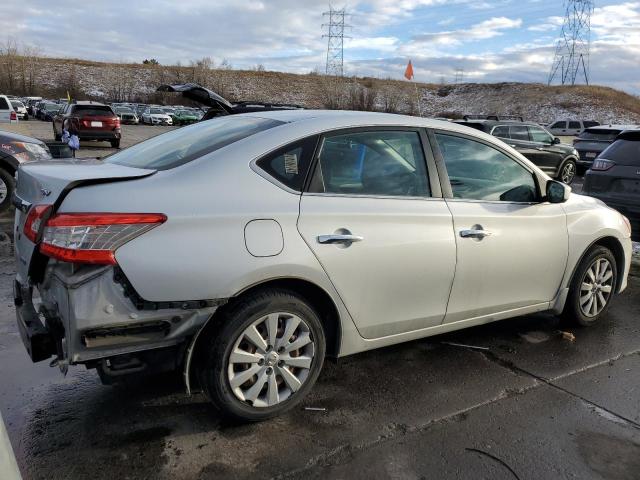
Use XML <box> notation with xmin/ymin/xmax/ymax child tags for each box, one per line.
<box><xmin>404</xmin><ymin>60</ymin><xmax>414</xmax><ymax>80</ymax></box>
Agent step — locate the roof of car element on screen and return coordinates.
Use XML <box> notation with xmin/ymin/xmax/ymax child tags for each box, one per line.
<box><xmin>73</xmin><ymin>101</ymin><xmax>107</xmax><ymax>106</ymax></box>
<box><xmin>586</xmin><ymin>125</ymin><xmax>638</xmax><ymax>131</ymax></box>
<box><xmin>615</xmin><ymin>129</ymin><xmax>640</xmax><ymax>141</ymax></box>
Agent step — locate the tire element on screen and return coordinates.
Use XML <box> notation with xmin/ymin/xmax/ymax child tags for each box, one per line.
<box><xmin>562</xmin><ymin>246</ymin><xmax>618</xmax><ymax>327</ymax></box>
<box><xmin>24</xmin><ymin>115</ymin><xmax>28</xmax><ymax>121</ymax></box>
<box><xmin>558</xmin><ymin>159</ymin><xmax>577</xmax><ymax>184</ymax></box>
<box><xmin>110</xmin><ymin>139</ymin><xmax>120</xmax><ymax>149</ymax></box>
<box><xmin>199</xmin><ymin>288</ymin><xmax>326</xmax><ymax>422</ymax></box>
<box><xmin>0</xmin><ymin>168</ymin><xmax>16</xmax><ymax>213</ymax></box>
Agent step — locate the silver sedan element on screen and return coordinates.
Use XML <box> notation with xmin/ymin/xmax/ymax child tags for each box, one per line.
<box><xmin>13</xmin><ymin>111</ymin><xmax>632</xmax><ymax>421</ymax></box>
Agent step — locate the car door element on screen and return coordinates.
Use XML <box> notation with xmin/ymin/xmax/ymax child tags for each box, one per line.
<box><xmin>527</xmin><ymin>125</ymin><xmax>564</xmax><ymax>177</ymax></box>
<box><xmin>550</xmin><ymin>121</ymin><xmax>567</xmax><ymax>136</ymax></box>
<box><xmin>430</xmin><ymin>131</ymin><xmax>568</xmax><ymax>323</ymax></box>
<box><xmin>297</xmin><ymin>128</ymin><xmax>457</xmax><ymax>339</ymax></box>
<box><xmin>568</xmin><ymin>121</ymin><xmax>582</xmax><ymax>136</ymax></box>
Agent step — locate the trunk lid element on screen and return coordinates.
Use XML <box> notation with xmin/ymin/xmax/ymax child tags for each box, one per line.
<box><xmin>14</xmin><ymin>160</ymin><xmax>155</xmax><ymax>284</ymax></box>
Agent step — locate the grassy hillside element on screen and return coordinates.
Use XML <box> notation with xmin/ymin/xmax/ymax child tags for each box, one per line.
<box><xmin>3</xmin><ymin>56</ymin><xmax>640</xmax><ymax>124</ymax></box>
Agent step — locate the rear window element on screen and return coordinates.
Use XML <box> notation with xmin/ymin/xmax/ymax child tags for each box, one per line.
<box><xmin>0</xmin><ymin>97</ymin><xmax>10</xmax><ymax>109</ymax></box>
<box><xmin>72</xmin><ymin>105</ymin><xmax>114</xmax><ymax>116</ymax></box>
<box><xmin>599</xmin><ymin>139</ymin><xmax>640</xmax><ymax>166</ymax></box>
<box><xmin>579</xmin><ymin>129</ymin><xmax>621</xmax><ymax>141</ymax></box>
<box><xmin>105</xmin><ymin>116</ymin><xmax>283</xmax><ymax>170</ymax></box>
<box><xmin>584</xmin><ymin>121</ymin><xmax>599</xmax><ymax>128</ymax></box>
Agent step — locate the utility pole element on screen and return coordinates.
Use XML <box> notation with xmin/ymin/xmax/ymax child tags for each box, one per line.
<box><xmin>323</xmin><ymin>7</ymin><xmax>351</xmax><ymax>77</ymax></box>
<box><xmin>548</xmin><ymin>0</ymin><xmax>594</xmax><ymax>85</ymax></box>
<box><xmin>454</xmin><ymin>68</ymin><xmax>464</xmax><ymax>84</ymax></box>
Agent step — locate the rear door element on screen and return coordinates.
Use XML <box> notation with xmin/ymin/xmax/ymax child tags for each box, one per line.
<box><xmin>527</xmin><ymin>125</ymin><xmax>564</xmax><ymax>176</ymax></box>
<box><xmin>568</xmin><ymin>121</ymin><xmax>582</xmax><ymax>136</ymax></box>
<box><xmin>431</xmin><ymin>131</ymin><xmax>568</xmax><ymax>323</ymax></box>
<box><xmin>297</xmin><ymin>128</ymin><xmax>457</xmax><ymax>339</ymax></box>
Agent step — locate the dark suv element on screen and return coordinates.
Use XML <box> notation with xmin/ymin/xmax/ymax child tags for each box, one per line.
<box><xmin>53</xmin><ymin>101</ymin><xmax>122</xmax><ymax>148</ymax></box>
<box><xmin>573</xmin><ymin>125</ymin><xmax>638</xmax><ymax>173</ymax></box>
<box><xmin>455</xmin><ymin>119</ymin><xmax>579</xmax><ymax>184</ymax></box>
<box><xmin>583</xmin><ymin>130</ymin><xmax>640</xmax><ymax>240</ymax></box>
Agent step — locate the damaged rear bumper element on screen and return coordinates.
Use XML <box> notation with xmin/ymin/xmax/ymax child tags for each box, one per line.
<box><xmin>15</xmin><ymin>263</ymin><xmax>223</xmax><ymax>369</ymax></box>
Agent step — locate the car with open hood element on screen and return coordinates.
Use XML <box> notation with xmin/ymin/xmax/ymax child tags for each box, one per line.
<box><xmin>157</xmin><ymin>83</ymin><xmax>304</xmax><ymax>121</ymax></box>
<box><xmin>13</xmin><ymin>111</ymin><xmax>632</xmax><ymax>421</ymax></box>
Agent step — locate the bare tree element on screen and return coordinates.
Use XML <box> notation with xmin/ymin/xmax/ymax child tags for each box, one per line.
<box><xmin>0</xmin><ymin>38</ymin><xmax>19</xmax><ymax>92</ymax></box>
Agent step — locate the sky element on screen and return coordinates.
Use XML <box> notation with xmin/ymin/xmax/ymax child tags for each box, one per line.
<box><xmin>2</xmin><ymin>0</ymin><xmax>640</xmax><ymax>93</ymax></box>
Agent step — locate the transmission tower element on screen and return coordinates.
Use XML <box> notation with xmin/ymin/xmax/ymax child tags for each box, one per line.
<box><xmin>454</xmin><ymin>68</ymin><xmax>464</xmax><ymax>84</ymax></box>
<box><xmin>548</xmin><ymin>0</ymin><xmax>594</xmax><ymax>86</ymax></box>
<box><xmin>323</xmin><ymin>7</ymin><xmax>351</xmax><ymax>76</ymax></box>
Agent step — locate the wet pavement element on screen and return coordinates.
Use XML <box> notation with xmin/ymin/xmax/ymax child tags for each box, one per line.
<box><xmin>0</xmin><ymin>221</ymin><xmax>638</xmax><ymax>479</ymax></box>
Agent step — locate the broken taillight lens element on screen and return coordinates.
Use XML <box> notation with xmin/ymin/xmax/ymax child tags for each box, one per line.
<box><xmin>39</xmin><ymin>213</ymin><xmax>167</xmax><ymax>265</ymax></box>
<box><xmin>24</xmin><ymin>205</ymin><xmax>52</xmax><ymax>242</ymax></box>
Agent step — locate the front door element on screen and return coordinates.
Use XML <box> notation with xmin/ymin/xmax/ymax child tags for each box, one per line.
<box><xmin>298</xmin><ymin>129</ymin><xmax>457</xmax><ymax>339</ymax></box>
<box><xmin>431</xmin><ymin>132</ymin><xmax>568</xmax><ymax>323</ymax></box>
<box><xmin>527</xmin><ymin>125</ymin><xmax>564</xmax><ymax>177</ymax></box>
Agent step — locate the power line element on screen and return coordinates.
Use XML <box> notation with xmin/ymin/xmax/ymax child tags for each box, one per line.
<box><xmin>322</xmin><ymin>7</ymin><xmax>351</xmax><ymax>77</ymax></box>
<box><xmin>548</xmin><ymin>0</ymin><xmax>594</xmax><ymax>86</ymax></box>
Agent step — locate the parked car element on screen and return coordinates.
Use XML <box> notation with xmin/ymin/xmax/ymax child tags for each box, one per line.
<box><xmin>583</xmin><ymin>130</ymin><xmax>640</xmax><ymax>240</ymax></box>
<box><xmin>455</xmin><ymin>119</ymin><xmax>579</xmax><ymax>184</ymax></box>
<box><xmin>10</xmin><ymin>100</ymin><xmax>28</xmax><ymax>120</ymax></box>
<box><xmin>0</xmin><ymin>95</ymin><xmax>18</xmax><ymax>124</ymax></box>
<box><xmin>34</xmin><ymin>101</ymin><xmax>55</xmax><ymax>120</ymax></box>
<box><xmin>141</xmin><ymin>107</ymin><xmax>173</xmax><ymax>125</ymax></box>
<box><xmin>53</xmin><ymin>101</ymin><xmax>122</xmax><ymax>148</ymax></box>
<box><xmin>13</xmin><ymin>111</ymin><xmax>632</xmax><ymax>421</ymax></box>
<box><xmin>24</xmin><ymin>97</ymin><xmax>42</xmax><ymax>116</ymax></box>
<box><xmin>0</xmin><ymin>130</ymin><xmax>54</xmax><ymax>211</ymax></box>
<box><xmin>573</xmin><ymin>125</ymin><xmax>638</xmax><ymax>173</ymax></box>
<box><xmin>157</xmin><ymin>83</ymin><xmax>304</xmax><ymax>120</ymax></box>
<box><xmin>172</xmin><ymin>109</ymin><xmax>199</xmax><ymax>125</ymax></box>
<box><xmin>547</xmin><ymin>119</ymin><xmax>600</xmax><ymax>136</ymax></box>
<box><xmin>114</xmin><ymin>106</ymin><xmax>139</xmax><ymax>125</ymax></box>
<box><xmin>41</xmin><ymin>103</ymin><xmax>63</xmax><ymax>122</ymax></box>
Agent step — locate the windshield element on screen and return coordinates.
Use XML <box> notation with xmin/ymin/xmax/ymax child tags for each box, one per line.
<box><xmin>600</xmin><ymin>139</ymin><xmax>640</xmax><ymax>166</ymax></box>
<box><xmin>578</xmin><ymin>129</ymin><xmax>621</xmax><ymax>141</ymax></box>
<box><xmin>150</xmin><ymin>108</ymin><xmax>164</xmax><ymax>114</ymax></box>
<box><xmin>45</xmin><ymin>104</ymin><xmax>60</xmax><ymax>111</ymax></box>
<box><xmin>105</xmin><ymin>116</ymin><xmax>283</xmax><ymax>170</ymax></box>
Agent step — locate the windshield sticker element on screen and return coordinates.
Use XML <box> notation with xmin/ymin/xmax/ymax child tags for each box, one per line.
<box><xmin>284</xmin><ymin>153</ymin><xmax>298</xmax><ymax>174</ymax></box>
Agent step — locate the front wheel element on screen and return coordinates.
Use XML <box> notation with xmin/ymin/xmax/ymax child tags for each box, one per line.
<box><xmin>562</xmin><ymin>246</ymin><xmax>617</xmax><ymax>326</ymax></box>
<box><xmin>199</xmin><ymin>289</ymin><xmax>326</xmax><ymax>422</ymax></box>
<box><xmin>558</xmin><ymin>159</ymin><xmax>577</xmax><ymax>184</ymax></box>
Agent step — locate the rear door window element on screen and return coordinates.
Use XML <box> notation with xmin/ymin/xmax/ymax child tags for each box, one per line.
<box><xmin>309</xmin><ymin>130</ymin><xmax>430</xmax><ymax>197</ymax></box>
<box><xmin>568</xmin><ymin>121</ymin><xmax>581</xmax><ymax>129</ymax></box>
<box><xmin>550</xmin><ymin>121</ymin><xmax>566</xmax><ymax>129</ymax></box>
<box><xmin>510</xmin><ymin>126</ymin><xmax>530</xmax><ymax>141</ymax></box>
<box><xmin>105</xmin><ymin>116</ymin><xmax>283</xmax><ymax>170</ymax></box>
<box><xmin>600</xmin><ymin>140</ymin><xmax>640</xmax><ymax>166</ymax></box>
<box><xmin>529</xmin><ymin>126</ymin><xmax>554</xmax><ymax>144</ymax></box>
<box><xmin>492</xmin><ymin>126</ymin><xmax>510</xmax><ymax>139</ymax></box>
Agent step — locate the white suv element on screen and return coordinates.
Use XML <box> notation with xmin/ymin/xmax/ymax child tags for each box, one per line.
<box><xmin>0</xmin><ymin>95</ymin><xmax>18</xmax><ymax>124</ymax></box>
<box><xmin>548</xmin><ymin>119</ymin><xmax>599</xmax><ymax>136</ymax></box>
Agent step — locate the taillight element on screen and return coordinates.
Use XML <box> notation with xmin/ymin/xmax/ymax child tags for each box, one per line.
<box><xmin>24</xmin><ymin>205</ymin><xmax>53</xmax><ymax>242</ymax></box>
<box><xmin>591</xmin><ymin>159</ymin><xmax>615</xmax><ymax>171</ymax></box>
<box><xmin>39</xmin><ymin>213</ymin><xmax>166</xmax><ymax>265</ymax></box>
<box><xmin>10</xmin><ymin>111</ymin><xmax>17</xmax><ymax>121</ymax></box>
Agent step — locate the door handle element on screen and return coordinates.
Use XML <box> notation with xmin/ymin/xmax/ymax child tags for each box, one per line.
<box><xmin>317</xmin><ymin>234</ymin><xmax>364</xmax><ymax>245</ymax></box>
<box><xmin>460</xmin><ymin>228</ymin><xmax>492</xmax><ymax>239</ymax></box>
<box><xmin>509</xmin><ymin>144</ymin><xmax>517</xmax><ymax>148</ymax></box>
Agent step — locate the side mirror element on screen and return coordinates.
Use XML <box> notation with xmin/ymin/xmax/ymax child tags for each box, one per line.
<box><xmin>546</xmin><ymin>180</ymin><xmax>570</xmax><ymax>203</ymax></box>
<box><xmin>552</xmin><ymin>137</ymin><xmax>561</xmax><ymax>145</ymax></box>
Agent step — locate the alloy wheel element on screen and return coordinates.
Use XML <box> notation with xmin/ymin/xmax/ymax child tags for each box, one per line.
<box><xmin>0</xmin><ymin>177</ymin><xmax>7</xmax><ymax>203</ymax></box>
<box><xmin>579</xmin><ymin>257</ymin><xmax>614</xmax><ymax>317</ymax></box>
<box><xmin>561</xmin><ymin>162</ymin><xmax>576</xmax><ymax>184</ymax></box>
<box><xmin>227</xmin><ymin>312</ymin><xmax>315</xmax><ymax>408</ymax></box>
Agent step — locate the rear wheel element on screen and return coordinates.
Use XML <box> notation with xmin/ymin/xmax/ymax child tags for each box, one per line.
<box><xmin>558</xmin><ymin>159</ymin><xmax>576</xmax><ymax>184</ymax></box>
<box><xmin>199</xmin><ymin>289</ymin><xmax>326</xmax><ymax>422</ymax></box>
<box><xmin>0</xmin><ymin>168</ymin><xmax>15</xmax><ymax>213</ymax></box>
<box><xmin>563</xmin><ymin>246</ymin><xmax>617</xmax><ymax>326</ymax></box>
<box><xmin>110</xmin><ymin>139</ymin><xmax>120</xmax><ymax>149</ymax></box>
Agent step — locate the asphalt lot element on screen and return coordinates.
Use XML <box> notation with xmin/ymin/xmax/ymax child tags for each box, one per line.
<box><xmin>0</xmin><ymin>120</ymin><xmax>638</xmax><ymax>480</ymax></box>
